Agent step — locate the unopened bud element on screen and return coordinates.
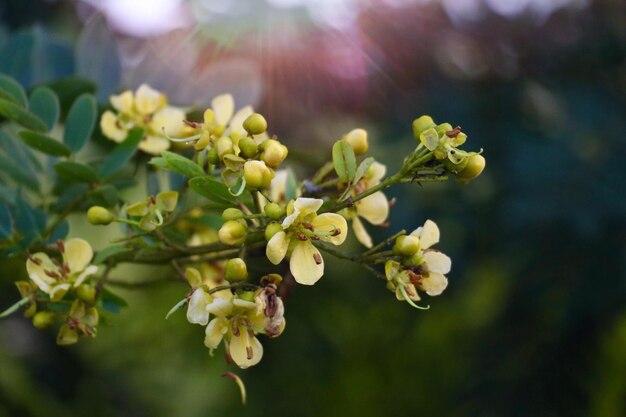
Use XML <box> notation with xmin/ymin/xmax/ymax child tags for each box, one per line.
<box><xmin>412</xmin><ymin>115</ymin><xmax>436</xmax><ymax>140</ymax></box>
<box><xmin>265</xmin><ymin>222</ymin><xmax>283</xmax><ymax>241</ymax></box>
<box><xmin>76</xmin><ymin>284</ymin><xmax>96</xmax><ymax>304</ymax></box>
<box><xmin>57</xmin><ymin>325</ymin><xmax>79</xmax><ymax>345</ymax></box>
<box><xmin>222</xmin><ymin>208</ymin><xmax>244</xmax><ymax>221</ymax></box>
<box><xmin>218</xmin><ymin>220</ymin><xmax>248</xmax><ymax>246</ymax></box>
<box><xmin>32</xmin><ymin>311</ymin><xmax>55</xmax><ymax>329</ymax></box>
<box><xmin>342</xmin><ymin>128</ymin><xmax>369</xmax><ymax>155</ymax></box>
<box><xmin>264</xmin><ymin>202</ymin><xmax>285</xmax><ymax>220</ymax></box>
<box><xmin>239</xmin><ymin>136</ymin><xmax>258</xmax><ymax>159</ymax></box>
<box><xmin>260</xmin><ymin>139</ymin><xmax>288</xmax><ymax>168</ymax></box>
<box><xmin>216</xmin><ymin>136</ymin><xmax>234</xmax><ymax>159</ymax></box>
<box><xmin>225</xmin><ymin>258</ymin><xmax>248</xmax><ymax>282</ymax></box>
<box><xmin>207</xmin><ymin>148</ymin><xmax>220</xmax><ymax>165</ymax></box>
<box><xmin>87</xmin><ymin>206</ymin><xmax>113</xmax><ymax>225</ymax></box>
<box><xmin>243</xmin><ymin>160</ymin><xmax>274</xmax><ymax>189</ymax></box>
<box><xmin>402</xmin><ymin>252</ymin><xmax>424</xmax><ymax>268</ymax></box>
<box><xmin>457</xmin><ymin>154</ymin><xmax>486</xmax><ymax>181</ymax></box>
<box><xmin>393</xmin><ymin>235</ymin><xmax>420</xmax><ymax>257</ymax></box>
<box><xmin>243</xmin><ymin>113</ymin><xmax>267</xmax><ymax>135</ymax></box>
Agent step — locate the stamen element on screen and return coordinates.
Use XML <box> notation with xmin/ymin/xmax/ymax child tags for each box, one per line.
<box><xmin>296</xmin><ymin>232</ymin><xmax>308</xmax><ymax>241</ymax></box>
<box><xmin>301</xmin><ymin>222</ymin><xmax>314</xmax><ymax>231</ymax></box>
<box><xmin>44</xmin><ymin>269</ymin><xmax>60</xmax><ymax>279</ymax></box>
<box><xmin>246</xmin><ymin>345</ymin><xmax>253</xmax><ymax>360</ymax></box>
<box><xmin>231</xmin><ymin>322</ymin><xmax>240</xmax><ymax>337</ymax></box>
<box><xmin>56</xmin><ymin>239</ymin><xmax>65</xmax><ymax>253</ymax></box>
<box><xmin>445</xmin><ymin>126</ymin><xmax>462</xmax><ymax>138</ymax></box>
<box><xmin>313</xmin><ymin>253</ymin><xmax>323</xmax><ymax>265</ymax></box>
<box><xmin>28</xmin><ymin>255</ymin><xmax>43</xmax><ymax>266</ymax></box>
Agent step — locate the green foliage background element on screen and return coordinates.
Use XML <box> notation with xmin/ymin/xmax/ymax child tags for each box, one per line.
<box><xmin>0</xmin><ymin>1</ymin><xmax>624</xmax><ymax>416</ymax></box>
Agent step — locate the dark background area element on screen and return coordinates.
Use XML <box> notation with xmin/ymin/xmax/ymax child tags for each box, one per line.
<box><xmin>0</xmin><ymin>0</ymin><xmax>624</xmax><ymax>416</ymax></box>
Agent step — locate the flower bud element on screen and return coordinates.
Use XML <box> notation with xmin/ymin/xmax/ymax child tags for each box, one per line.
<box><xmin>87</xmin><ymin>206</ymin><xmax>114</xmax><ymax>225</ymax></box>
<box><xmin>402</xmin><ymin>253</ymin><xmax>424</xmax><ymax>268</ymax></box>
<box><xmin>216</xmin><ymin>136</ymin><xmax>234</xmax><ymax>159</ymax></box>
<box><xmin>57</xmin><ymin>325</ymin><xmax>79</xmax><ymax>345</ymax></box>
<box><xmin>243</xmin><ymin>113</ymin><xmax>267</xmax><ymax>135</ymax></box>
<box><xmin>264</xmin><ymin>202</ymin><xmax>285</xmax><ymax>220</ymax></box>
<box><xmin>32</xmin><ymin>311</ymin><xmax>55</xmax><ymax>329</ymax></box>
<box><xmin>444</xmin><ymin>154</ymin><xmax>469</xmax><ymax>174</ymax></box>
<box><xmin>342</xmin><ymin>128</ymin><xmax>368</xmax><ymax>155</ymax></box>
<box><xmin>393</xmin><ymin>235</ymin><xmax>420</xmax><ymax>257</ymax></box>
<box><xmin>265</xmin><ymin>222</ymin><xmax>283</xmax><ymax>241</ymax></box>
<box><xmin>239</xmin><ymin>136</ymin><xmax>259</xmax><ymax>159</ymax></box>
<box><xmin>244</xmin><ymin>160</ymin><xmax>274</xmax><ymax>189</ymax></box>
<box><xmin>222</xmin><ymin>208</ymin><xmax>244</xmax><ymax>221</ymax></box>
<box><xmin>412</xmin><ymin>115</ymin><xmax>436</xmax><ymax>139</ymax></box>
<box><xmin>218</xmin><ymin>220</ymin><xmax>247</xmax><ymax>246</ymax></box>
<box><xmin>436</xmin><ymin>123</ymin><xmax>453</xmax><ymax>136</ymax></box>
<box><xmin>225</xmin><ymin>258</ymin><xmax>248</xmax><ymax>282</ymax></box>
<box><xmin>76</xmin><ymin>284</ymin><xmax>96</xmax><ymax>304</ymax></box>
<box><xmin>457</xmin><ymin>154</ymin><xmax>486</xmax><ymax>181</ymax></box>
<box><xmin>207</xmin><ymin>148</ymin><xmax>220</xmax><ymax>165</ymax></box>
<box><xmin>260</xmin><ymin>139</ymin><xmax>288</xmax><ymax>168</ymax></box>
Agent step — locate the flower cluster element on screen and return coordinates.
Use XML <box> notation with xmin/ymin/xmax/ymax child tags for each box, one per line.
<box><xmin>100</xmin><ymin>84</ymin><xmax>188</xmax><ymax>154</ymax></box>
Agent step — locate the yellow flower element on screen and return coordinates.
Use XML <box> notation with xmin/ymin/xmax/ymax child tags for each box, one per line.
<box><xmin>26</xmin><ymin>239</ymin><xmax>98</xmax><ymax>302</ymax></box>
<box><xmin>99</xmin><ymin>110</ymin><xmax>127</xmax><ymax>143</ymax></box>
<box><xmin>343</xmin><ymin>161</ymin><xmax>389</xmax><ymax>248</ymax></box>
<box><xmin>266</xmin><ymin>198</ymin><xmax>347</xmax><ymax>285</ymax></box>
<box><xmin>134</xmin><ymin>84</ymin><xmax>167</xmax><ymax>115</ymax></box>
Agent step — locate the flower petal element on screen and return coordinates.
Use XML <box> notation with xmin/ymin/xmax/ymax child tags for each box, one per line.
<box><xmin>421</xmin><ymin>272</ymin><xmax>448</xmax><ymax>296</ymax></box>
<box><xmin>26</xmin><ymin>253</ymin><xmax>55</xmax><ymax>283</ymax></box>
<box><xmin>366</xmin><ymin>161</ymin><xmax>386</xmax><ymax>185</ymax></box>
<box><xmin>352</xmin><ymin>216</ymin><xmax>373</xmax><ymax>248</ymax></box>
<box><xmin>227</xmin><ymin>105</ymin><xmax>253</xmax><ymax>137</ymax></box>
<box><xmin>206</xmin><ymin>297</ymin><xmax>233</xmax><ymax>317</ymax></box>
<box><xmin>423</xmin><ymin>251</ymin><xmax>451</xmax><ymax>274</ymax></box>
<box><xmin>100</xmin><ymin>111</ymin><xmax>127</xmax><ymax>142</ymax></box>
<box><xmin>151</xmin><ymin>106</ymin><xmax>186</xmax><ymax>136</ymax></box>
<box><xmin>411</xmin><ymin>219</ymin><xmax>439</xmax><ymax>249</ymax></box>
<box><xmin>29</xmin><ymin>273</ymin><xmax>52</xmax><ymax>293</ymax></box>
<box><xmin>290</xmin><ymin>241</ymin><xmax>324</xmax><ymax>285</ymax></box>
<box><xmin>73</xmin><ymin>265</ymin><xmax>98</xmax><ymax>287</ymax></box>
<box><xmin>356</xmin><ymin>191</ymin><xmax>389</xmax><ymax>225</ymax></box>
<box><xmin>134</xmin><ymin>84</ymin><xmax>165</xmax><ymax>115</ymax></box>
<box><xmin>205</xmin><ymin>317</ymin><xmax>228</xmax><ymax>349</ymax></box>
<box><xmin>312</xmin><ymin>213</ymin><xmax>348</xmax><ymax>245</ymax></box>
<box><xmin>293</xmin><ymin>197</ymin><xmax>323</xmax><ymax>215</ymax></box>
<box><xmin>266</xmin><ymin>231</ymin><xmax>289</xmax><ymax>265</ymax></box>
<box><xmin>187</xmin><ymin>288</ymin><xmax>210</xmax><ymax>325</ymax></box>
<box><xmin>110</xmin><ymin>90</ymin><xmax>133</xmax><ymax>114</ymax></box>
<box><xmin>49</xmin><ymin>283</ymin><xmax>71</xmax><ymax>302</ymax></box>
<box><xmin>229</xmin><ymin>327</ymin><xmax>263</xmax><ymax>369</ymax></box>
<box><xmin>139</xmin><ymin>135</ymin><xmax>170</xmax><ymax>155</ymax></box>
<box><xmin>63</xmin><ymin>238</ymin><xmax>93</xmax><ymax>273</ymax></box>
<box><xmin>269</xmin><ymin>169</ymin><xmax>288</xmax><ymax>202</ymax></box>
<box><xmin>212</xmin><ymin>94</ymin><xmax>234</xmax><ymax>126</ymax></box>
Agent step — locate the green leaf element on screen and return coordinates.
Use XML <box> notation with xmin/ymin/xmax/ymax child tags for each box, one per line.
<box><xmin>0</xmin><ymin>74</ymin><xmax>28</xmax><ymax>107</ymax></box>
<box><xmin>45</xmin><ymin>76</ymin><xmax>97</xmax><ymax>115</ymax></box>
<box><xmin>63</xmin><ymin>93</ymin><xmax>97</xmax><ymax>152</ymax></box>
<box><xmin>94</xmin><ymin>245</ymin><xmax>130</xmax><ymax>264</ymax></box>
<box><xmin>99</xmin><ymin>128</ymin><xmax>143</xmax><ymax>177</ymax></box>
<box><xmin>332</xmin><ymin>140</ymin><xmax>356</xmax><ymax>182</ymax></box>
<box><xmin>0</xmin><ymin>98</ymin><xmax>47</xmax><ymax>131</ymax></box>
<box><xmin>285</xmin><ymin>168</ymin><xmax>298</xmax><ymax>201</ymax></box>
<box><xmin>14</xmin><ymin>193</ymin><xmax>46</xmax><ymax>237</ymax></box>
<box><xmin>100</xmin><ymin>288</ymin><xmax>128</xmax><ymax>314</ymax></box>
<box><xmin>0</xmin><ymin>203</ymin><xmax>12</xmax><ymax>239</ymax></box>
<box><xmin>165</xmin><ymin>297</ymin><xmax>187</xmax><ymax>320</ymax></box>
<box><xmin>29</xmin><ymin>87</ymin><xmax>60</xmax><ymax>131</ymax></box>
<box><xmin>54</xmin><ymin>161</ymin><xmax>98</xmax><ymax>183</ymax></box>
<box><xmin>354</xmin><ymin>157</ymin><xmax>375</xmax><ymax>183</ymax></box>
<box><xmin>189</xmin><ymin>176</ymin><xmax>240</xmax><ymax>205</ymax></box>
<box><xmin>156</xmin><ymin>151</ymin><xmax>205</xmax><ymax>178</ymax></box>
<box><xmin>88</xmin><ymin>184</ymin><xmax>120</xmax><ymax>207</ymax></box>
<box><xmin>19</xmin><ymin>130</ymin><xmax>71</xmax><ymax>157</ymax></box>
<box><xmin>0</xmin><ymin>153</ymin><xmax>39</xmax><ymax>191</ymax></box>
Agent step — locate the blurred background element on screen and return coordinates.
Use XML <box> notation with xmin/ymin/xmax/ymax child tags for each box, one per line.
<box><xmin>0</xmin><ymin>0</ymin><xmax>625</xmax><ymax>416</ymax></box>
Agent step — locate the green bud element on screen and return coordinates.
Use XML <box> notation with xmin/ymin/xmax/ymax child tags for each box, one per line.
<box><xmin>260</xmin><ymin>139</ymin><xmax>288</xmax><ymax>168</ymax></box>
<box><xmin>402</xmin><ymin>252</ymin><xmax>424</xmax><ymax>268</ymax></box>
<box><xmin>57</xmin><ymin>325</ymin><xmax>79</xmax><ymax>345</ymax></box>
<box><xmin>207</xmin><ymin>148</ymin><xmax>220</xmax><ymax>165</ymax></box>
<box><xmin>342</xmin><ymin>128</ymin><xmax>368</xmax><ymax>155</ymax></box>
<box><xmin>76</xmin><ymin>284</ymin><xmax>96</xmax><ymax>304</ymax></box>
<box><xmin>216</xmin><ymin>136</ymin><xmax>234</xmax><ymax>159</ymax></box>
<box><xmin>436</xmin><ymin>123</ymin><xmax>454</xmax><ymax>136</ymax></box>
<box><xmin>222</xmin><ymin>208</ymin><xmax>244</xmax><ymax>221</ymax></box>
<box><xmin>265</xmin><ymin>222</ymin><xmax>284</xmax><ymax>241</ymax></box>
<box><xmin>238</xmin><ymin>291</ymin><xmax>256</xmax><ymax>302</ymax></box>
<box><xmin>242</xmin><ymin>113</ymin><xmax>268</xmax><ymax>135</ymax></box>
<box><xmin>393</xmin><ymin>235</ymin><xmax>421</xmax><ymax>257</ymax></box>
<box><xmin>87</xmin><ymin>206</ymin><xmax>114</xmax><ymax>225</ymax></box>
<box><xmin>239</xmin><ymin>136</ymin><xmax>259</xmax><ymax>159</ymax></box>
<box><xmin>218</xmin><ymin>220</ymin><xmax>248</xmax><ymax>246</ymax></box>
<box><xmin>32</xmin><ymin>311</ymin><xmax>55</xmax><ymax>329</ymax></box>
<box><xmin>243</xmin><ymin>160</ymin><xmax>274</xmax><ymax>189</ymax></box>
<box><xmin>264</xmin><ymin>202</ymin><xmax>285</xmax><ymax>220</ymax></box>
<box><xmin>412</xmin><ymin>115</ymin><xmax>436</xmax><ymax>140</ymax></box>
<box><xmin>457</xmin><ymin>154</ymin><xmax>486</xmax><ymax>181</ymax></box>
<box><xmin>225</xmin><ymin>258</ymin><xmax>248</xmax><ymax>282</ymax></box>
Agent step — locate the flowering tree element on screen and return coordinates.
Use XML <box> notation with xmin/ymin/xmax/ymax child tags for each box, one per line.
<box><xmin>0</xmin><ymin>78</ymin><xmax>485</xmax><ymax>402</ymax></box>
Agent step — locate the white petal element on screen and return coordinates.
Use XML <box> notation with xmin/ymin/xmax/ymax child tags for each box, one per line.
<box><xmin>212</xmin><ymin>94</ymin><xmax>235</xmax><ymax>126</ymax></box>
<box><xmin>206</xmin><ymin>297</ymin><xmax>233</xmax><ymax>317</ymax></box>
<box><xmin>422</xmin><ymin>272</ymin><xmax>448</xmax><ymax>296</ymax></box>
<box><xmin>227</xmin><ymin>105</ymin><xmax>253</xmax><ymax>137</ymax></box>
<box><xmin>290</xmin><ymin>241</ymin><xmax>324</xmax><ymax>285</ymax></box>
<box><xmin>151</xmin><ymin>106</ymin><xmax>186</xmax><ymax>136</ymax></box>
<box><xmin>73</xmin><ymin>265</ymin><xmax>98</xmax><ymax>287</ymax></box>
<box><xmin>266</xmin><ymin>231</ymin><xmax>289</xmax><ymax>265</ymax></box>
<box><xmin>269</xmin><ymin>169</ymin><xmax>288</xmax><ymax>202</ymax></box>
<box><xmin>293</xmin><ymin>197</ymin><xmax>323</xmax><ymax>214</ymax></box>
<box><xmin>134</xmin><ymin>84</ymin><xmax>164</xmax><ymax>115</ymax></box>
<box><xmin>139</xmin><ymin>136</ymin><xmax>170</xmax><ymax>155</ymax></box>
<box><xmin>26</xmin><ymin>253</ymin><xmax>56</xmax><ymax>283</ymax></box>
<box><xmin>100</xmin><ymin>111</ymin><xmax>127</xmax><ymax>142</ymax></box>
<box><xmin>423</xmin><ymin>251</ymin><xmax>451</xmax><ymax>274</ymax></box>
<box><xmin>186</xmin><ymin>289</ymin><xmax>210</xmax><ymax>325</ymax></box>
<box><xmin>110</xmin><ymin>90</ymin><xmax>133</xmax><ymax>113</ymax></box>
<box><xmin>411</xmin><ymin>219</ymin><xmax>440</xmax><ymax>249</ymax></box>
<box><xmin>312</xmin><ymin>213</ymin><xmax>348</xmax><ymax>246</ymax></box>
<box><xmin>49</xmin><ymin>283</ymin><xmax>71</xmax><ymax>301</ymax></box>
<box><xmin>63</xmin><ymin>238</ymin><xmax>93</xmax><ymax>273</ymax></box>
<box><xmin>29</xmin><ymin>273</ymin><xmax>51</xmax><ymax>293</ymax></box>
<box><xmin>352</xmin><ymin>216</ymin><xmax>373</xmax><ymax>248</ymax></box>
<box><xmin>204</xmin><ymin>317</ymin><xmax>228</xmax><ymax>349</ymax></box>
<box><xmin>229</xmin><ymin>327</ymin><xmax>263</xmax><ymax>369</ymax></box>
<box><xmin>355</xmin><ymin>191</ymin><xmax>389</xmax><ymax>225</ymax></box>
<box><xmin>366</xmin><ymin>161</ymin><xmax>386</xmax><ymax>185</ymax></box>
